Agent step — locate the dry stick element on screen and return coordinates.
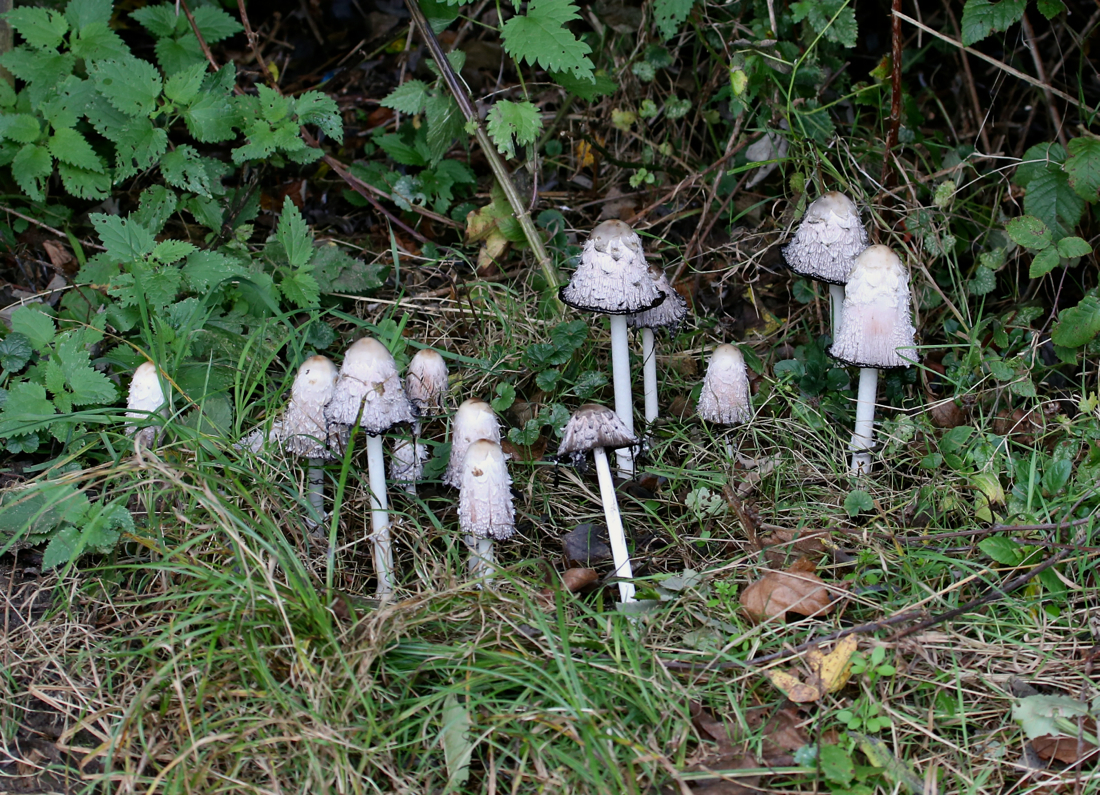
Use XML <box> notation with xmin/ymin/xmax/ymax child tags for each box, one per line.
<box><xmin>880</xmin><ymin>0</ymin><xmax>903</xmax><ymax>188</ymax></box>
<box><xmin>402</xmin><ymin>0</ymin><xmax>562</xmax><ymax>302</ymax></box>
<box><xmin>1020</xmin><ymin>12</ymin><xmax>1069</xmax><ymax>149</ymax></box>
<box><xmin>683</xmin><ymin>116</ymin><xmax>745</xmax><ymax>265</ymax></box>
<box><xmin>943</xmin><ymin>1</ymin><xmax>993</xmax><ymax>155</ymax></box>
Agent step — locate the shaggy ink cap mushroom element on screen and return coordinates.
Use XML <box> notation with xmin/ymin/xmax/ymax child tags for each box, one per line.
<box><xmin>126</xmin><ymin>361</ymin><xmax>166</xmax><ymax>447</ymax></box>
<box><xmin>326</xmin><ymin>337</ymin><xmax>415</xmax><ymax>435</ymax></box>
<box><xmin>458</xmin><ymin>439</ymin><xmax>515</xmax><ymax>541</ymax></box>
<box><xmin>445</xmin><ymin>398</ymin><xmax>502</xmax><ymax>488</ymax></box>
<box><xmin>782</xmin><ymin>191</ymin><xmax>868</xmax><ymax>285</ymax></box>
<box><xmin>696</xmin><ymin>344</ymin><xmax>752</xmax><ymax>425</ymax></box>
<box><xmin>282</xmin><ymin>355</ymin><xmax>341</xmax><ymax>459</ymax></box>
<box><xmin>558</xmin><ymin>404</ymin><xmax>638</xmax><ymax>458</ymax></box>
<box><xmin>560</xmin><ymin>220</ymin><xmax>666</xmax><ymax>314</ymax></box>
<box><xmin>406</xmin><ymin>349</ymin><xmax>449</xmax><ymax>417</ymax></box>
<box><xmin>627</xmin><ymin>265</ymin><xmax>689</xmax><ymax>333</ymax></box>
<box><xmin>827</xmin><ymin>245</ymin><xmax>918</xmax><ymax>369</ymax></box>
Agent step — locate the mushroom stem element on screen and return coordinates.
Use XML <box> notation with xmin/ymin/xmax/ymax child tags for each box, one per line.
<box><xmin>592</xmin><ymin>446</ymin><xmax>636</xmax><ymax>602</ymax></box>
<box><xmin>641</xmin><ymin>327</ymin><xmax>658</xmax><ymax>426</ymax></box>
<box><xmin>307</xmin><ymin>458</ymin><xmax>324</xmax><ymax>522</ymax></box>
<box><xmin>850</xmin><ymin>367</ymin><xmax>879</xmax><ymax>475</ymax></box>
<box><xmin>366</xmin><ymin>433</ymin><xmax>394</xmax><ymax>597</ymax></box>
<box><xmin>608</xmin><ymin>314</ymin><xmax>635</xmax><ymax>477</ymax></box>
<box><xmin>466</xmin><ymin>535</ymin><xmax>496</xmax><ymax>584</ymax></box>
<box><xmin>828</xmin><ymin>283</ymin><xmax>845</xmax><ymax>341</ymax></box>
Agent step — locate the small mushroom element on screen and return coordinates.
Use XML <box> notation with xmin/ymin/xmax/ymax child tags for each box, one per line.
<box><xmin>782</xmin><ymin>192</ymin><xmax>867</xmax><ymax>339</ymax></box>
<box><xmin>458</xmin><ymin>438</ymin><xmax>515</xmax><ymax>582</ymax></box>
<box><xmin>444</xmin><ymin>398</ymin><xmax>502</xmax><ymax>488</ymax></box>
<box><xmin>561</xmin><ymin>220</ymin><xmax>665</xmax><ymax>477</ymax></box>
<box><xmin>696</xmin><ymin>344</ymin><xmax>752</xmax><ymax>426</ymax></box>
<box><xmin>558</xmin><ymin>404</ymin><xmax>639</xmax><ymax>603</ymax></box>
<box><xmin>391</xmin><ymin>437</ymin><xmax>429</xmax><ymax>495</ymax></box>
<box><xmin>628</xmin><ymin>265</ymin><xmax>690</xmax><ymax>428</ymax></box>
<box><xmin>406</xmin><ymin>348</ymin><xmax>449</xmax><ymax>417</ymax></box>
<box><xmin>326</xmin><ymin>337</ymin><xmax>416</xmax><ymax>598</ymax></box>
<box><xmin>282</xmin><ymin>355</ymin><xmax>341</xmax><ymax>524</ymax></box>
<box><xmin>827</xmin><ymin>245</ymin><xmax>918</xmax><ymax>474</ymax></box>
<box><xmin>125</xmin><ymin>361</ymin><xmax>167</xmax><ymax>449</ymax></box>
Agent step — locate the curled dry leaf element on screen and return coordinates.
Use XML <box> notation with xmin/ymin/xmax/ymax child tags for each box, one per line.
<box><xmin>764</xmin><ymin>635</ymin><xmax>857</xmax><ymax>703</ymax></box>
<box><xmin>562</xmin><ymin>567</ymin><xmax>599</xmax><ymax>593</ymax></box>
<box><xmin>739</xmin><ymin>559</ymin><xmax>838</xmax><ymax>623</ymax></box>
<box><xmin>562</xmin><ymin>523</ymin><xmax>612</xmax><ymax>566</ymax></box>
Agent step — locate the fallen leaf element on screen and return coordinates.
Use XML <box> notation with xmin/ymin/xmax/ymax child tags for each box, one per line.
<box><xmin>744</xmin><ymin>705</ymin><xmax>809</xmax><ymax>763</ymax></box>
<box><xmin>500</xmin><ymin>434</ymin><xmax>547</xmax><ymax>461</ymax></box>
<box><xmin>562</xmin><ymin>523</ymin><xmax>612</xmax><ymax>566</ymax></box>
<box><xmin>684</xmin><ymin>702</ymin><xmax>761</xmax><ymax>795</ymax></box>
<box><xmin>764</xmin><ymin>636</ymin><xmax>857</xmax><ymax>703</ymax></box>
<box><xmin>852</xmin><ymin>732</ymin><xmax>925</xmax><ymax>793</ymax></box>
<box><xmin>1013</xmin><ymin>693</ymin><xmax>1100</xmax><ymax>763</ymax></box>
<box><xmin>562</xmin><ymin>568</ymin><xmax>599</xmax><ymax>592</ymax></box>
<box><xmin>41</xmin><ymin>240</ymin><xmax>73</xmax><ymax>270</ymax></box>
<box><xmin>739</xmin><ymin>561</ymin><xmax>836</xmax><ymax>623</ymax></box>
<box><xmin>755</xmin><ymin>527</ymin><xmax>830</xmax><ymax>566</ymax></box>
<box><xmin>1032</xmin><ymin>731</ymin><xmax>1100</xmax><ymax>764</ymax></box>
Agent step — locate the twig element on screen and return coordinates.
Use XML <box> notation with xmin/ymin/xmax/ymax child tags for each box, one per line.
<box><xmin>942</xmin><ymin>1</ymin><xmax>992</xmax><ymax>154</ymax></box>
<box><xmin>235</xmin><ymin>0</ymin><xmax>277</xmax><ymax>86</ymax></box>
<box><xmin>625</xmin><ymin>143</ymin><xmax>743</xmax><ymax>227</ymax></box>
<box><xmin>880</xmin><ymin>0</ymin><xmax>903</xmax><ymax>188</ymax></box>
<box><xmin>178</xmin><ymin>0</ymin><xmax>221</xmax><ymax>73</ymax></box>
<box><xmin>683</xmin><ymin>116</ymin><xmax>744</xmax><ymax>265</ymax></box>
<box><xmin>0</xmin><ymin>206</ymin><xmax>105</xmax><ymax>251</ymax></box>
<box><xmin>1020</xmin><ymin>12</ymin><xmax>1069</xmax><ymax>148</ymax></box>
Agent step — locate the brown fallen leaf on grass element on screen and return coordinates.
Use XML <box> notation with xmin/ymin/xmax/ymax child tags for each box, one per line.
<box><xmin>755</xmin><ymin>527</ymin><xmax>831</xmax><ymax>567</ymax></box>
<box><xmin>744</xmin><ymin>705</ymin><xmax>811</xmax><ymax>764</ymax></box>
<box><xmin>739</xmin><ymin>558</ymin><xmax>838</xmax><ymax>622</ymax></box>
<box><xmin>679</xmin><ymin>702</ymin><xmax>760</xmax><ymax>795</ymax></box>
<box><xmin>561</xmin><ymin>568</ymin><xmax>599</xmax><ymax>593</ymax></box>
<box><xmin>1032</xmin><ymin>731</ymin><xmax>1100</xmax><ymax>764</ymax></box>
<box><xmin>764</xmin><ymin>635</ymin><xmax>858</xmax><ymax>703</ymax></box>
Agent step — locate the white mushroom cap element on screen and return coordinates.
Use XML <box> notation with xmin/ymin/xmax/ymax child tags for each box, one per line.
<box><xmin>627</xmin><ymin>265</ymin><xmax>690</xmax><ymax>332</ymax></box>
<box><xmin>782</xmin><ymin>191</ymin><xmax>868</xmax><ymax>285</ymax></box>
<box><xmin>557</xmin><ymin>403</ymin><xmax>637</xmax><ymax>456</ymax></box>
<box><xmin>282</xmin><ymin>355</ymin><xmax>341</xmax><ymax>460</ymax></box>
<box><xmin>126</xmin><ymin>361</ymin><xmax>166</xmax><ymax>447</ymax></box>
<box><xmin>696</xmin><ymin>344</ymin><xmax>751</xmax><ymax>425</ymax></box>
<box><xmin>391</xmin><ymin>436</ymin><xmax>429</xmax><ymax>489</ymax></box>
<box><xmin>560</xmin><ymin>220</ymin><xmax>666</xmax><ymax>314</ymax></box>
<box><xmin>325</xmin><ymin>337</ymin><xmax>416</xmax><ymax>435</ymax></box>
<box><xmin>406</xmin><ymin>349</ymin><xmax>449</xmax><ymax>416</ymax></box>
<box><xmin>828</xmin><ymin>245</ymin><xmax>918</xmax><ymax>369</ymax></box>
<box><xmin>444</xmin><ymin>398</ymin><xmax>501</xmax><ymax>488</ymax></box>
<box><xmin>458</xmin><ymin>439</ymin><xmax>515</xmax><ymax>540</ymax></box>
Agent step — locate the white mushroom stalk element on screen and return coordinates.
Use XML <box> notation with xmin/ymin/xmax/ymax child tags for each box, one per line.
<box><xmin>696</xmin><ymin>344</ymin><xmax>752</xmax><ymax>459</ymax></box>
<box><xmin>558</xmin><ymin>404</ymin><xmax>639</xmax><ymax>603</ymax></box>
<box><xmin>325</xmin><ymin>337</ymin><xmax>416</xmax><ymax>598</ymax></box>
<box><xmin>458</xmin><ymin>439</ymin><xmax>515</xmax><ymax>584</ymax></box>
<box><xmin>444</xmin><ymin>398</ymin><xmax>502</xmax><ymax>489</ymax></box>
<box><xmin>628</xmin><ymin>265</ymin><xmax>690</xmax><ymax>428</ymax></box>
<box><xmin>782</xmin><ymin>191</ymin><xmax>867</xmax><ymax>340</ymax></box>
<box><xmin>281</xmin><ymin>355</ymin><xmax>341</xmax><ymax>525</ymax></box>
<box><xmin>125</xmin><ymin>361</ymin><xmax>168</xmax><ymax>449</ymax></box>
<box><xmin>827</xmin><ymin>245</ymin><xmax>918</xmax><ymax>475</ymax></box>
<box><xmin>560</xmin><ymin>220</ymin><xmax>665</xmax><ymax>478</ymax></box>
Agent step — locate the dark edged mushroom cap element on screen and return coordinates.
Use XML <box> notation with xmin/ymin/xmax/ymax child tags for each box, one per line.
<box><xmin>782</xmin><ymin>191</ymin><xmax>868</xmax><ymax>285</ymax></box>
<box><xmin>627</xmin><ymin>265</ymin><xmax>690</xmax><ymax>333</ymax></box>
<box><xmin>458</xmin><ymin>439</ymin><xmax>515</xmax><ymax>540</ymax></box>
<box><xmin>326</xmin><ymin>337</ymin><xmax>416</xmax><ymax>435</ymax></box>
<box><xmin>696</xmin><ymin>344</ymin><xmax>751</xmax><ymax>425</ymax></box>
<box><xmin>560</xmin><ymin>220</ymin><xmax>667</xmax><ymax>315</ymax></box>
<box><xmin>557</xmin><ymin>403</ymin><xmax>638</xmax><ymax>457</ymax></box>
<box><xmin>827</xmin><ymin>245</ymin><xmax>918</xmax><ymax>370</ymax></box>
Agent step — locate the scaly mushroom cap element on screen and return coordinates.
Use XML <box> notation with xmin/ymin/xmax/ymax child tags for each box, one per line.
<box><xmin>444</xmin><ymin>399</ymin><xmax>501</xmax><ymax>488</ymax></box>
<box><xmin>782</xmin><ymin>191</ymin><xmax>868</xmax><ymax>285</ymax></box>
<box><xmin>557</xmin><ymin>403</ymin><xmax>638</xmax><ymax>456</ymax></box>
<box><xmin>391</xmin><ymin>437</ymin><xmax>429</xmax><ymax>486</ymax></box>
<box><xmin>696</xmin><ymin>344</ymin><xmax>751</xmax><ymax>425</ymax></box>
<box><xmin>325</xmin><ymin>337</ymin><xmax>415</xmax><ymax>435</ymax></box>
<box><xmin>126</xmin><ymin>361</ymin><xmax>166</xmax><ymax>448</ymax></box>
<box><xmin>627</xmin><ymin>265</ymin><xmax>690</xmax><ymax>333</ymax></box>
<box><xmin>828</xmin><ymin>245</ymin><xmax>918</xmax><ymax>369</ymax></box>
<box><xmin>458</xmin><ymin>439</ymin><xmax>515</xmax><ymax>540</ymax></box>
<box><xmin>560</xmin><ymin>220</ymin><xmax>666</xmax><ymax>314</ymax></box>
<box><xmin>282</xmin><ymin>355</ymin><xmax>342</xmax><ymax>460</ymax></box>
<box><xmin>406</xmin><ymin>348</ymin><xmax>449</xmax><ymax>416</ymax></box>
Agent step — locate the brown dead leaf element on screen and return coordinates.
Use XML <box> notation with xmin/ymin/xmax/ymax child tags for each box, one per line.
<box><xmin>685</xmin><ymin>702</ymin><xmax>760</xmax><ymax>794</ymax></box>
<box><xmin>41</xmin><ymin>240</ymin><xmax>73</xmax><ymax>270</ymax></box>
<box><xmin>927</xmin><ymin>393</ymin><xmax>969</xmax><ymax>428</ymax></box>
<box><xmin>500</xmin><ymin>434</ymin><xmax>547</xmax><ymax>461</ymax></box>
<box><xmin>745</xmin><ymin>705</ymin><xmax>809</xmax><ymax>763</ymax></box>
<box><xmin>739</xmin><ymin>561</ymin><xmax>836</xmax><ymax>623</ymax></box>
<box><xmin>562</xmin><ymin>568</ymin><xmax>599</xmax><ymax>593</ymax></box>
<box><xmin>1032</xmin><ymin>726</ymin><xmax>1099</xmax><ymax>764</ymax></box>
<box><xmin>755</xmin><ymin>527</ymin><xmax>830</xmax><ymax>567</ymax></box>
<box><xmin>562</xmin><ymin>523</ymin><xmax>612</xmax><ymax>566</ymax></box>
<box><xmin>764</xmin><ymin>635</ymin><xmax>858</xmax><ymax>703</ymax></box>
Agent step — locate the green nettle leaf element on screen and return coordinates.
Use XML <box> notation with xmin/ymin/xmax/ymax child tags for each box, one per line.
<box><xmin>134</xmin><ymin>185</ymin><xmax>178</xmax><ymax>233</ymax></box>
<box><xmin>10</xmin><ymin>306</ymin><xmax>56</xmax><ymax>352</ymax></box>
<box><xmin>486</xmin><ymin>100</ymin><xmax>542</xmax><ymax>160</ymax></box>
<box><xmin>48</xmin><ymin>127</ymin><xmax>105</xmax><ymax>173</ymax></box>
<box><xmin>382</xmin><ymin>80</ymin><xmax>429</xmax><ymax>115</ymax></box>
<box><xmin>276</xmin><ymin>197</ymin><xmax>313</xmax><ymax>268</ymax></box>
<box><xmin>501</xmin><ymin>0</ymin><xmax>594</xmax><ymax>81</ymax></box>
<box><xmin>1052</xmin><ymin>295</ymin><xmax>1100</xmax><ymax>348</ymax></box>
<box><xmin>154</xmin><ymin>35</ymin><xmax>206</xmax><ymax>76</ymax></box>
<box><xmin>56</xmin><ymin>333</ymin><xmax>117</xmax><ymax>405</ymax></box>
<box><xmin>152</xmin><ymin>239</ymin><xmax>197</xmax><ymax>264</ymax></box>
<box><xmin>129</xmin><ymin>3</ymin><xmax>182</xmax><ymax>38</ymax></box>
<box><xmin>960</xmin><ymin>0</ymin><xmax>1026</xmax><ymax>45</ymax></box>
<box><xmin>160</xmin><ymin>145</ymin><xmax>215</xmax><ymax>196</ymax></box>
<box><xmin>163</xmin><ymin>62</ymin><xmax>208</xmax><ymax>106</ymax></box>
<box><xmin>1005</xmin><ymin>215</ymin><xmax>1051</xmax><ymax>250</ymax></box>
<box><xmin>190</xmin><ymin>5</ymin><xmax>244</xmax><ymax>43</ymax></box>
<box><xmin>71</xmin><ymin>22</ymin><xmax>130</xmax><ymax>60</ymax></box>
<box><xmin>550</xmin><ymin>70</ymin><xmax>617</xmax><ymax>100</ymax></box>
<box><xmin>66</xmin><ymin>0</ymin><xmax>114</xmax><ymax>30</ymax></box>
<box><xmin>378</xmin><ymin>133</ymin><xmax>428</xmax><ymax>167</ymax></box>
<box><xmin>0</xmin><ymin>48</ymin><xmax>75</xmax><ymax>93</ymax></box>
<box><xmin>256</xmin><ymin>84</ymin><xmax>292</xmax><ymax>123</ymax></box>
<box><xmin>1025</xmin><ymin>165</ymin><xmax>1085</xmax><ymax>238</ymax></box>
<box><xmin>295</xmin><ymin>91</ymin><xmax>342</xmax><ymax>140</ymax></box>
<box><xmin>790</xmin><ymin>0</ymin><xmax>858</xmax><ymax>47</ymax></box>
<box><xmin>311</xmin><ymin>244</ymin><xmax>387</xmax><ymax>295</ymax></box>
<box><xmin>91</xmin><ymin>214</ymin><xmax>156</xmax><ymax>264</ymax></box>
<box><xmin>58</xmin><ymin>162</ymin><xmax>110</xmax><ymax>200</ymax></box>
<box><xmin>279</xmin><ymin>269</ymin><xmax>320</xmax><ymax>309</ymax></box>
<box><xmin>89</xmin><ymin>57</ymin><xmax>164</xmax><ymax>117</ymax></box>
<box><xmin>1035</xmin><ymin>0</ymin><xmax>1066</xmax><ymax>19</ymax></box>
<box><xmin>12</xmin><ymin>143</ymin><xmax>53</xmax><ymax>201</ymax></box>
<box><xmin>1065</xmin><ymin>137</ymin><xmax>1100</xmax><ymax>201</ymax></box>
<box><xmin>182</xmin><ymin>250</ymin><xmax>246</xmax><ymax>292</ymax></box>
<box><xmin>0</xmin><ymin>382</ymin><xmax>56</xmax><ymax>439</ymax></box>
<box><xmin>653</xmin><ymin>0</ymin><xmax>696</xmax><ymax>40</ymax></box>
<box><xmin>0</xmin><ymin>334</ymin><xmax>33</xmax><ymax>372</ymax></box>
<box><xmin>6</xmin><ymin>7</ymin><xmax>69</xmax><ymax>50</ymax></box>
<box><xmin>1057</xmin><ymin>236</ymin><xmax>1091</xmax><ymax>259</ymax></box>
<box><xmin>1028</xmin><ymin>246</ymin><xmax>1061</xmax><ymax>279</ymax></box>
<box><xmin>0</xmin><ymin>114</ymin><xmax>42</xmax><ymax>144</ymax></box>
<box><xmin>182</xmin><ymin>86</ymin><xmax>237</xmax><ymax>143</ymax></box>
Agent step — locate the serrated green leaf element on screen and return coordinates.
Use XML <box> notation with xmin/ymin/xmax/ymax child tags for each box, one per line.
<box><xmin>1010</xmin><ymin>376</ymin><xmax>1037</xmax><ymax>397</ymax></box>
<box><xmin>312</xmin><ymin>244</ymin><xmax>386</xmax><ymax>295</ymax></box>
<box><xmin>12</xmin><ymin>143</ymin><xmax>52</xmax><ymax>202</ymax></box>
<box><xmin>160</xmin><ymin>144</ymin><xmax>215</xmax><ymax>196</ymax></box>
<box><xmin>1065</xmin><ymin>137</ymin><xmax>1100</xmax><ymax>201</ymax></box>
<box><xmin>232</xmin><ymin>120</ymin><xmax>277</xmax><ymax>163</ymax></box>
<box><xmin>55</xmin><ymin>333</ymin><xmax>116</xmax><ymax>405</ymax></box>
<box><xmin>294</xmin><ymin>91</ymin><xmax>341</xmax><ymax>139</ymax></box>
<box><xmin>133</xmin><ymin>186</ymin><xmax>177</xmax><ymax>235</ymax></box>
<box><xmin>163</xmin><ymin>62</ymin><xmax>207</xmax><ymax>105</ymax></box>
<box><xmin>0</xmin><ymin>333</ymin><xmax>33</xmax><ymax>372</ymax></box>
<box><xmin>1057</xmin><ymin>236</ymin><xmax>1091</xmax><ymax>258</ymax></box>
<box><xmin>1005</xmin><ymin>215</ymin><xmax>1051</xmax><ymax>249</ymax></box>
<box><xmin>10</xmin><ymin>306</ymin><xmax>55</xmax><ymax>351</ymax></box>
<box><xmin>1025</xmin><ymin>164</ymin><xmax>1084</xmax><ymax>237</ymax></box>
<box><xmin>501</xmin><ymin>0</ymin><xmax>594</xmax><ymax>81</ymax></box>
<box><xmin>276</xmin><ymin>196</ymin><xmax>313</xmax><ymax>268</ymax></box>
<box><xmin>960</xmin><ymin>0</ymin><xmax>1026</xmax><ymax>45</ymax></box>
<box><xmin>182</xmin><ymin>89</ymin><xmax>237</xmax><ymax>142</ymax></box>
<box><xmin>0</xmin><ymin>114</ymin><xmax>41</xmax><ymax>144</ymax></box>
<box><xmin>381</xmin><ymin>80</ymin><xmax>429</xmax><ymax>115</ymax></box>
<box><xmin>191</xmin><ymin>5</ymin><xmax>243</xmax><ymax>43</ymax></box>
<box><xmin>486</xmin><ymin>100</ymin><xmax>542</xmax><ymax>160</ymax></box>
<box><xmin>1036</xmin><ymin>0</ymin><xmax>1066</xmax><ymax>18</ymax></box>
<box><xmin>129</xmin><ymin>2</ymin><xmax>182</xmax><ymax>37</ymax></box>
<box><xmin>71</xmin><ymin>22</ymin><xmax>130</xmax><ymax>60</ymax></box>
<box><xmin>424</xmin><ymin>92</ymin><xmax>464</xmax><ymax>165</ymax></box>
<box><xmin>790</xmin><ymin>0</ymin><xmax>858</xmax><ymax>47</ymax></box>
<box><xmin>66</xmin><ymin>0</ymin><xmax>112</xmax><ymax>29</ymax></box>
<box><xmin>378</xmin><ymin>133</ymin><xmax>428</xmax><ymax>167</ymax></box>
<box><xmin>279</xmin><ymin>269</ymin><xmax>319</xmax><ymax>309</ymax></box>
<box><xmin>1014</xmin><ymin>142</ymin><xmax>1065</xmax><ymax>187</ymax></box>
<box><xmin>0</xmin><ymin>47</ymin><xmax>74</xmax><ymax>93</ymax></box>
<box><xmin>182</xmin><ymin>250</ymin><xmax>246</xmax><ymax>292</ymax></box>
<box><xmin>1052</xmin><ymin>295</ymin><xmax>1100</xmax><ymax>348</ymax></box>
<box><xmin>42</xmin><ymin>524</ymin><xmax>80</xmax><ymax>570</ymax></box>
<box><xmin>0</xmin><ymin>381</ymin><xmax>56</xmax><ymax>439</ymax></box>
<box><xmin>256</xmin><ymin>84</ymin><xmax>291</xmax><ymax>123</ymax></box>
<box><xmin>653</xmin><ymin>0</ymin><xmax>696</xmax><ymax>39</ymax></box>
<box><xmin>154</xmin><ymin>34</ymin><xmax>205</xmax><ymax>76</ymax></box>
<box><xmin>91</xmin><ymin>214</ymin><xmax>155</xmax><ymax>264</ymax></box>
<box><xmin>421</xmin><ymin>0</ymin><xmax>460</xmax><ymax>32</ymax></box>
<box><xmin>6</xmin><ymin>7</ymin><xmax>69</xmax><ymax>50</ymax></box>
<box><xmin>48</xmin><ymin>127</ymin><xmax>105</xmax><ymax>172</ymax></box>
<box><xmin>89</xmin><ymin>57</ymin><xmax>163</xmax><ymax>117</ymax></box>
<box><xmin>1028</xmin><ymin>246</ymin><xmax>1060</xmax><ymax>278</ymax></box>
<box><xmin>979</xmin><ymin>535</ymin><xmax>1021</xmax><ymax>565</ymax></box>
<box><xmin>152</xmin><ymin>239</ymin><xmax>196</xmax><ymax>264</ymax></box>
<box><xmin>57</xmin><ymin>162</ymin><xmax>110</xmax><ymax>200</ymax></box>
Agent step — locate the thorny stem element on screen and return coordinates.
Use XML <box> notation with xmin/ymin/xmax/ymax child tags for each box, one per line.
<box><xmin>880</xmin><ymin>0</ymin><xmax>903</xmax><ymax>189</ymax></box>
<box><xmin>403</xmin><ymin>0</ymin><xmax>563</xmax><ymax>307</ymax></box>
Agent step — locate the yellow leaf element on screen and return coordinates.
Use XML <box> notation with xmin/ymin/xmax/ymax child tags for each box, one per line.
<box><xmin>764</xmin><ymin>636</ymin><xmax>857</xmax><ymax>703</ymax></box>
<box><xmin>575</xmin><ymin>140</ymin><xmax>596</xmax><ymax>168</ymax></box>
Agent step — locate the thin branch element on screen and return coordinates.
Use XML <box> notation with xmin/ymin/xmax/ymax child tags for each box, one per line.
<box><xmin>880</xmin><ymin>0</ymin><xmax>903</xmax><ymax>188</ymax></box>
<box><xmin>1020</xmin><ymin>12</ymin><xmax>1069</xmax><ymax>148</ymax></box>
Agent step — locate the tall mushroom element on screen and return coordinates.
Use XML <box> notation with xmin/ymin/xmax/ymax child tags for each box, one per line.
<box><xmin>696</xmin><ymin>344</ymin><xmax>752</xmax><ymax>426</ymax></box>
<box><xmin>325</xmin><ymin>337</ymin><xmax>416</xmax><ymax>598</ymax></box>
<box><xmin>392</xmin><ymin>348</ymin><xmax>450</xmax><ymax>495</ymax></box>
<box><xmin>827</xmin><ymin>245</ymin><xmax>918</xmax><ymax>475</ymax></box>
<box><xmin>126</xmin><ymin>361</ymin><xmax>167</xmax><ymax>449</ymax></box>
<box><xmin>558</xmin><ymin>404</ymin><xmax>639</xmax><ymax>603</ymax></box>
<box><xmin>459</xmin><ymin>438</ymin><xmax>515</xmax><ymax>582</ymax></box>
<box><xmin>282</xmin><ymin>355</ymin><xmax>341</xmax><ymax>524</ymax></box>
<box><xmin>560</xmin><ymin>220</ymin><xmax>665</xmax><ymax>477</ymax></box>
<box><xmin>628</xmin><ymin>265</ymin><xmax>690</xmax><ymax>427</ymax></box>
<box><xmin>444</xmin><ymin>398</ymin><xmax>501</xmax><ymax>489</ymax></box>
<box><xmin>782</xmin><ymin>192</ymin><xmax>867</xmax><ymax>340</ymax></box>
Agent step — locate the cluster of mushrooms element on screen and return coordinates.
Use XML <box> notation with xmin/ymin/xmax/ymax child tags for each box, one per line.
<box><xmin>123</xmin><ymin>195</ymin><xmax>916</xmax><ymax>602</ymax></box>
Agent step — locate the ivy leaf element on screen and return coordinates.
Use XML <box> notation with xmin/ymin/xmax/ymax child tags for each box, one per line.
<box><xmin>381</xmin><ymin>80</ymin><xmax>429</xmax><ymax>115</ymax></box>
<box><xmin>960</xmin><ymin>0</ymin><xmax>1026</xmax><ymax>45</ymax></box>
<box><xmin>6</xmin><ymin>8</ymin><xmax>69</xmax><ymax>50</ymax></box>
<box><xmin>12</xmin><ymin>143</ymin><xmax>52</xmax><ymax>202</ymax></box>
<box><xmin>66</xmin><ymin>0</ymin><xmax>114</xmax><ymax>30</ymax></box>
<box><xmin>1052</xmin><ymin>295</ymin><xmax>1100</xmax><ymax>348</ymax></box>
<box><xmin>1025</xmin><ymin>164</ymin><xmax>1084</xmax><ymax>237</ymax></box>
<box><xmin>501</xmin><ymin>0</ymin><xmax>594</xmax><ymax>81</ymax></box>
<box><xmin>276</xmin><ymin>196</ymin><xmax>313</xmax><ymax>268</ymax></box>
<box><xmin>1005</xmin><ymin>215</ymin><xmax>1051</xmax><ymax>250</ymax></box>
<box><xmin>1065</xmin><ymin>137</ymin><xmax>1100</xmax><ymax>201</ymax></box>
<box><xmin>10</xmin><ymin>306</ymin><xmax>56</xmax><ymax>351</ymax></box>
<box><xmin>88</xmin><ymin>57</ymin><xmax>163</xmax><ymax>117</ymax></box>
<box><xmin>653</xmin><ymin>0</ymin><xmax>695</xmax><ymax>40</ymax></box>
<box><xmin>91</xmin><ymin>214</ymin><xmax>155</xmax><ymax>264</ymax></box>
<box><xmin>48</xmin><ymin>127</ymin><xmax>105</xmax><ymax>172</ymax></box>
<box><xmin>486</xmin><ymin>100</ymin><xmax>542</xmax><ymax>160</ymax></box>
